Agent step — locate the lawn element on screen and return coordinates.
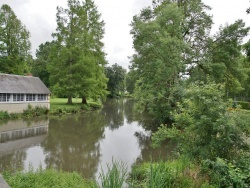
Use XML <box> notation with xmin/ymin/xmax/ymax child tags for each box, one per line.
<box><xmin>50</xmin><ymin>98</ymin><xmax>102</xmax><ymax>114</ymax></box>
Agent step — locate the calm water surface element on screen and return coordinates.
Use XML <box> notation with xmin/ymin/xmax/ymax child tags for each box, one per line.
<box><xmin>0</xmin><ymin>99</ymin><xmax>171</xmax><ymax>180</ymax></box>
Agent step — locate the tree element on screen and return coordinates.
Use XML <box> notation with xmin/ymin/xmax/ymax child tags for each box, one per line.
<box><xmin>125</xmin><ymin>69</ymin><xmax>139</xmax><ymax>95</ymax></box>
<box><xmin>130</xmin><ymin>3</ymin><xmax>187</xmax><ymax>123</ymax></box>
<box><xmin>238</xmin><ymin>40</ymin><xmax>250</xmax><ymax>100</ymax></box>
<box><xmin>48</xmin><ymin>0</ymin><xmax>108</xmax><ymax>104</ymax></box>
<box><xmin>0</xmin><ymin>4</ymin><xmax>31</xmax><ymax>75</ymax></box>
<box><xmin>32</xmin><ymin>41</ymin><xmax>55</xmax><ymax>87</ymax></box>
<box><xmin>153</xmin><ymin>0</ymin><xmax>213</xmax><ymax>73</ymax></box>
<box><xmin>105</xmin><ymin>63</ymin><xmax>126</xmax><ymax>98</ymax></box>
<box><xmin>189</xmin><ymin>20</ymin><xmax>250</xmax><ymax>97</ymax></box>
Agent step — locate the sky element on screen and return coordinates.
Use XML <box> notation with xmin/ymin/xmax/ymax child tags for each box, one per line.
<box><xmin>0</xmin><ymin>0</ymin><xmax>249</xmax><ymax>70</ymax></box>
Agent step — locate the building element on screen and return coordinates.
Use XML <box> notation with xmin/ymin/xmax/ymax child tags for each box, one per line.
<box><xmin>0</xmin><ymin>74</ymin><xmax>51</xmax><ymax>113</ymax></box>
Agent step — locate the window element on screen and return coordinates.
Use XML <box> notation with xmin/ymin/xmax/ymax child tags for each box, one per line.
<box><xmin>13</xmin><ymin>94</ymin><xmax>24</xmax><ymax>102</ymax></box>
<box><xmin>38</xmin><ymin>94</ymin><xmax>47</xmax><ymax>101</ymax></box>
<box><xmin>26</xmin><ymin>94</ymin><xmax>36</xmax><ymax>101</ymax></box>
<box><xmin>0</xmin><ymin>93</ymin><xmax>10</xmax><ymax>102</ymax></box>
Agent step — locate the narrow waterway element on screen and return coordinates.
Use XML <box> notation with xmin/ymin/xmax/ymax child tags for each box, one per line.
<box><xmin>0</xmin><ymin>99</ymin><xmax>172</xmax><ymax>180</ymax></box>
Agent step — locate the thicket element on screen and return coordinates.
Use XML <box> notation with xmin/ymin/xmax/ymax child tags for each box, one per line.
<box><xmin>151</xmin><ymin>82</ymin><xmax>250</xmax><ymax>187</ymax></box>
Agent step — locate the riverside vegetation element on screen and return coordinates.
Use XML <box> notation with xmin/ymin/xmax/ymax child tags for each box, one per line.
<box><xmin>1</xmin><ymin>0</ymin><xmax>250</xmax><ymax>187</ymax></box>
<box><xmin>2</xmin><ymin>84</ymin><xmax>250</xmax><ymax>187</ymax></box>
<box><xmin>0</xmin><ymin>98</ymin><xmax>102</xmax><ymax>120</ymax></box>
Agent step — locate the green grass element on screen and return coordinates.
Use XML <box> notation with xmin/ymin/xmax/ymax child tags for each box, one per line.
<box><xmin>3</xmin><ymin>168</ymin><xmax>97</xmax><ymax>188</ymax></box>
<box><xmin>2</xmin><ymin>159</ymin><xmax>219</xmax><ymax>188</ymax></box>
<box><xmin>99</xmin><ymin>160</ymin><xmax>128</xmax><ymax>188</ymax></box>
<box><xmin>129</xmin><ymin>157</ymin><xmax>215</xmax><ymax>188</ymax></box>
<box><xmin>50</xmin><ymin>98</ymin><xmax>102</xmax><ymax>115</ymax></box>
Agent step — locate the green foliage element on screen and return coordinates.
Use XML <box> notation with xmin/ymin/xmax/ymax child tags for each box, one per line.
<box><xmin>0</xmin><ymin>4</ymin><xmax>31</xmax><ymax>75</ymax></box>
<box><xmin>152</xmin><ymin>81</ymin><xmax>250</xmax><ymax>161</ymax></box>
<box><xmin>105</xmin><ymin>63</ymin><xmax>126</xmax><ymax>98</ymax></box>
<box><xmin>99</xmin><ymin>160</ymin><xmax>128</xmax><ymax>188</ymax></box>
<box><xmin>129</xmin><ymin>157</ymin><xmax>214</xmax><ymax>188</ymax></box>
<box><xmin>0</xmin><ymin>111</ymin><xmax>11</xmax><ymax>120</ymax></box>
<box><xmin>48</xmin><ymin>0</ymin><xmax>108</xmax><ymax>103</ymax></box>
<box><xmin>23</xmin><ymin>105</ymin><xmax>49</xmax><ymax>117</ymax></box>
<box><xmin>125</xmin><ymin>69</ymin><xmax>139</xmax><ymax>95</ymax></box>
<box><xmin>237</xmin><ymin>101</ymin><xmax>250</xmax><ymax>109</ymax></box>
<box><xmin>131</xmin><ymin>2</ymin><xmax>187</xmax><ymax>123</ymax></box>
<box><xmin>50</xmin><ymin>98</ymin><xmax>102</xmax><ymax>115</ymax></box>
<box><xmin>32</xmin><ymin>41</ymin><xmax>56</xmax><ymax>87</ymax></box>
<box><xmin>202</xmin><ymin>157</ymin><xmax>250</xmax><ymax>187</ymax></box>
<box><xmin>3</xmin><ymin>168</ymin><xmax>96</xmax><ymax>188</ymax></box>
<box><xmin>152</xmin><ymin>81</ymin><xmax>250</xmax><ymax>186</ymax></box>
<box><xmin>89</xmin><ymin>102</ymin><xmax>102</xmax><ymax>109</ymax></box>
<box><xmin>0</xmin><ymin>110</ymin><xmax>32</xmax><ymax>120</ymax></box>
<box><xmin>190</xmin><ymin>20</ymin><xmax>250</xmax><ymax>96</ymax></box>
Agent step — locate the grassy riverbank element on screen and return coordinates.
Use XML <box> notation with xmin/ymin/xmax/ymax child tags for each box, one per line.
<box><xmin>2</xmin><ymin>158</ymin><xmax>215</xmax><ymax>188</ymax></box>
<box><xmin>50</xmin><ymin>97</ymin><xmax>102</xmax><ymax>115</ymax></box>
<box><xmin>0</xmin><ymin>98</ymin><xmax>102</xmax><ymax>120</ymax></box>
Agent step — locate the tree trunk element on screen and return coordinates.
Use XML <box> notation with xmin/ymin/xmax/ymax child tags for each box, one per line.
<box><xmin>67</xmin><ymin>96</ymin><xmax>72</xmax><ymax>104</ymax></box>
<box><xmin>82</xmin><ymin>97</ymin><xmax>87</xmax><ymax>104</ymax></box>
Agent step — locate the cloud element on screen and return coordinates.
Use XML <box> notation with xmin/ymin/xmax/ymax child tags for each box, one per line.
<box><xmin>1</xmin><ymin>0</ymin><xmax>249</xmax><ymax>69</ymax></box>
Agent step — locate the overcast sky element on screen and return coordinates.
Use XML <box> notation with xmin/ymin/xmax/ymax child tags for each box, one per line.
<box><xmin>0</xmin><ymin>0</ymin><xmax>249</xmax><ymax>69</ymax></box>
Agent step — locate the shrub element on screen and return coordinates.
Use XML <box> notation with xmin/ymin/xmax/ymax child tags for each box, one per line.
<box><xmin>89</xmin><ymin>102</ymin><xmax>102</xmax><ymax>109</ymax></box>
<box><xmin>153</xmin><ymin>82</ymin><xmax>250</xmax><ymax>161</ymax></box>
<box><xmin>202</xmin><ymin>158</ymin><xmax>250</xmax><ymax>187</ymax></box>
<box><xmin>23</xmin><ymin>105</ymin><xmax>49</xmax><ymax>117</ymax></box>
<box><xmin>129</xmin><ymin>158</ymin><xmax>214</xmax><ymax>188</ymax></box>
<box><xmin>237</xmin><ymin>101</ymin><xmax>250</xmax><ymax>109</ymax></box>
<box><xmin>0</xmin><ymin>111</ymin><xmax>11</xmax><ymax>120</ymax></box>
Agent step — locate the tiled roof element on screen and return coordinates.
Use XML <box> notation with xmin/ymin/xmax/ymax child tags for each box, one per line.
<box><xmin>0</xmin><ymin>74</ymin><xmax>50</xmax><ymax>94</ymax></box>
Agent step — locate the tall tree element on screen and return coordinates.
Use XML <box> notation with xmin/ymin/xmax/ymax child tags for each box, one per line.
<box><xmin>189</xmin><ymin>20</ymin><xmax>250</xmax><ymax>96</ymax></box>
<box><xmin>153</xmin><ymin>0</ymin><xmax>213</xmax><ymax>74</ymax></box>
<box><xmin>125</xmin><ymin>69</ymin><xmax>139</xmax><ymax>95</ymax></box>
<box><xmin>48</xmin><ymin>0</ymin><xmax>108</xmax><ymax>104</ymax></box>
<box><xmin>0</xmin><ymin>4</ymin><xmax>31</xmax><ymax>75</ymax></box>
<box><xmin>105</xmin><ymin>63</ymin><xmax>126</xmax><ymax>98</ymax></box>
<box><xmin>32</xmin><ymin>41</ymin><xmax>55</xmax><ymax>87</ymax></box>
<box><xmin>130</xmin><ymin>3</ymin><xmax>186</xmax><ymax>123</ymax></box>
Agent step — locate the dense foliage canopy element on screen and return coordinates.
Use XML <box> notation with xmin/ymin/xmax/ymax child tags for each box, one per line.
<box><xmin>0</xmin><ymin>4</ymin><xmax>31</xmax><ymax>75</ymax></box>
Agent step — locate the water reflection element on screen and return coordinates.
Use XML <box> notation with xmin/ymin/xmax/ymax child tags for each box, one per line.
<box><xmin>0</xmin><ymin>99</ymin><xmax>172</xmax><ymax>180</ymax></box>
<box><xmin>0</xmin><ymin>119</ymin><xmax>49</xmax><ymax>172</ymax></box>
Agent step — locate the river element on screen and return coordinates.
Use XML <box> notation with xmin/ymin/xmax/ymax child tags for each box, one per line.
<box><xmin>0</xmin><ymin>99</ymin><xmax>172</xmax><ymax>180</ymax></box>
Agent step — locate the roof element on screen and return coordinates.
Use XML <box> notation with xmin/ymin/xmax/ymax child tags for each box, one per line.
<box><xmin>0</xmin><ymin>74</ymin><xmax>50</xmax><ymax>94</ymax></box>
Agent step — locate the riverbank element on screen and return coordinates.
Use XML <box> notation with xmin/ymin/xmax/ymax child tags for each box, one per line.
<box><xmin>2</xmin><ymin>158</ymin><xmax>215</xmax><ymax>188</ymax></box>
<box><xmin>0</xmin><ymin>98</ymin><xmax>102</xmax><ymax>120</ymax></box>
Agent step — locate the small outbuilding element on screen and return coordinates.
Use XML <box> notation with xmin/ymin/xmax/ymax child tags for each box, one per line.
<box><xmin>0</xmin><ymin>73</ymin><xmax>51</xmax><ymax>113</ymax></box>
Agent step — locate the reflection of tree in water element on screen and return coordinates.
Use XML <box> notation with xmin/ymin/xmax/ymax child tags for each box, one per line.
<box><xmin>123</xmin><ymin>99</ymin><xmax>157</xmax><ymax>131</ymax></box>
<box><xmin>122</xmin><ymin>99</ymin><xmax>175</xmax><ymax>164</ymax></box>
<box><xmin>133</xmin><ymin>131</ymin><xmax>174</xmax><ymax>164</ymax></box>
<box><xmin>0</xmin><ymin>150</ymin><xmax>27</xmax><ymax>173</ymax></box>
<box><xmin>40</xmin><ymin>111</ymin><xmax>107</xmax><ymax>179</ymax></box>
<box><xmin>100</xmin><ymin>99</ymin><xmax>124</xmax><ymax>130</ymax></box>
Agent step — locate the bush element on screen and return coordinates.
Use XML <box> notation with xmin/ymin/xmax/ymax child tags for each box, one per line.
<box><xmin>23</xmin><ymin>105</ymin><xmax>49</xmax><ymax>117</ymax></box>
<box><xmin>89</xmin><ymin>102</ymin><xmax>102</xmax><ymax>109</ymax></box>
<box><xmin>0</xmin><ymin>111</ymin><xmax>11</xmax><ymax>120</ymax></box>
<box><xmin>202</xmin><ymin>158</ymin><xmax>250</xmax><ymax>187</ymax></box>
<box><xmin>129</xmin><ymin>158</ymin><xmax>214</xmax><ymax>188</ymax></box>
<box><xmin>237</xmin><ymin>101</ymin><xmax>250</xmax><ymax>109</ymax></box>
